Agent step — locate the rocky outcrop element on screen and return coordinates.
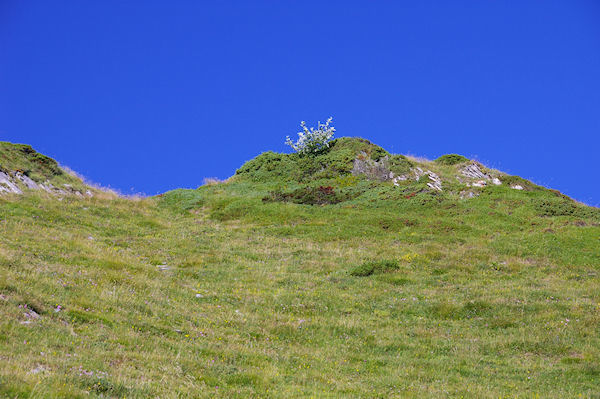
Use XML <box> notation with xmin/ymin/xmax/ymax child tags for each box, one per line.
<box><xmin>353</xmin><ymin>156</ymin><xmax>443</xmax><ymax>191</ymax></box>
<box><xmin>15</xmin><ymin>172</ymin><xmax>39</xmax><ymax>190</ymax></box>
<box><xmin>0</xmin><ymin>171</ymin><xmax>23</xmax><ymax>194</ymax></box>
<box><xmin>351</xmin><ymin>154</ymin><xmax>393</xmax><ymax>181</ymax></box>
<box><xmin>351</xmin><ymin>154</ymin><xmax>531</xmax><ymax>197</ymax></box>
<box><xmin>461</xmin><ymin>163</ymin><xmax>490</xmax><ymax>180</ymax></box>
<box><xmin>425</xmin><ymin>171</ymin><xmax>442</xmax><ymax>191</ymax></box>
<box><xmin>0</xmin><ymin>170</ymin><xmax>92</xmax><ymax>197</ymax></box>
<box><xmin>460</xmin><ymin>163</ymin><xmax>502</xmax><ymax>188</ymax></box>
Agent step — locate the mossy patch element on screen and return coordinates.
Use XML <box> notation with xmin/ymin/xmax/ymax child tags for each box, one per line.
<box><xmin>263</xmin><ymin>185</ymin><xmax>358</xmax><ymax>205</ymax></box>
<box><xmin>350</xmin><ymin>259</ymin><xmax>400</xmax><ymax>276</ymax></box>
<box><xmin>535</xmin><ymin>198</ymin><xmax>600</xmax><ymax>219</ymax></box>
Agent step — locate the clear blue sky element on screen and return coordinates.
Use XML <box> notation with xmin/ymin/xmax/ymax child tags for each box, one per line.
<box><xmin>1</xmin><ymin>1</ymin><xmax>599</xmax><ymax>205</ymax></box>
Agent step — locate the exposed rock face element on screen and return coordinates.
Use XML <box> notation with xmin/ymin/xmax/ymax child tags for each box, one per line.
<box><xmin>425</xmin><ymin>171</ymin><xmax>442</xmax><ymax>191</ymax></box>
<box><xmin>461</xmin><ymin>163</ymin><xmax>503</xmax><ymax>190</ymax></box>
<box><xmin>353</xmin><ymin>155</ymin><xmax>445</xmax><ymax>191</ymax></box>
<box><xmin>0</xmin><ymin>170</ymin><xmax>93</xmax><ymax>197</ymax></box>
<box><xmin>15</xmin><ymin>172</ymin><xmax>39</xmax><ymax>189</ymax></box>
<box><xmin>351</xmin><ymin>153</ymin><xmax>393</xmax><ymax>181</ymax></box>
<box><xmin>0</xmin><ymin>172</ymin><xmax>23</xmax><ymax>194</ymax></box>
<box><xmin>461</xmin><ymin>163</ymin><xmax>490</xmax><ymax>180</ymax></box>
<box><xmin>351</xmin><ymin>153</ymin><xmax>521</xmax><ymax>197</ymax></box>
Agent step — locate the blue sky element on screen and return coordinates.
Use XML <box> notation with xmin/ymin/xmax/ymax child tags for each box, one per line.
<box><xmin>1</xmin><ymin>1</ymin><xmax>599</xmax><ymax>205</ymax></box>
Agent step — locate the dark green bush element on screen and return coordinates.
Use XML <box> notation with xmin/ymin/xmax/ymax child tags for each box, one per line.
<box><xmin>235</xmin><ymin>152</ymin><xmax>293</xmax><ymax>181</ymax></box>
<box><xmin>350</xmin><ymin>259</ymin><xmax>400</xmax><ymax>277</ymax></box>
<box><xmin>536</xmin><ymin>199</ymin><xmax>576</xmax><ymax>217</ymax></box>
<box><xmin>435</xmin><ymin>154</ymin><xmax>469</xmax><ymax>165</ymax></box>
<box><xmin>535</xmin><ymin>198</ymin><xmax>600</xmax><ymax>219</ymax></box>
<box><xmin>30</xmin><ymin>153</ymin><xmax>62</xmax><ymax>175</ymax></box>
<box><xmin>264</xmin><ymin>185</ymin><xmax>355</xmax><ymax>205</ymax></box>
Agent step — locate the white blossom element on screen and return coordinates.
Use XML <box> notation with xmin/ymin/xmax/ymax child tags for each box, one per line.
<box><xmin>285</xmin><ymin>117</ymin><xmax>335</xmax><ymax>155</ymax></box>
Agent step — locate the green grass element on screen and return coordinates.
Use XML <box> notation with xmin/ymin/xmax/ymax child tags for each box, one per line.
<box><xmin>0</xmin><ymin>141</ymin><xmax>88</xmax><ymax>192</ymax></box>
<box><xmin>0</xmin><ymin>140</ymin><xmax>599</xmax><ymax>398</ymax></box>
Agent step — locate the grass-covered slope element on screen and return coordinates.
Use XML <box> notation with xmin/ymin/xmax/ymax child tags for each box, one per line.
<box><xmin>0</xmin><ymin>142</ymin><xmax>92</xmax><ymax>195</ymax></box>
<box><xmin>1</xmin><ymin>139</ymin><xmax>599</xmax><ymax>398</ymax></box>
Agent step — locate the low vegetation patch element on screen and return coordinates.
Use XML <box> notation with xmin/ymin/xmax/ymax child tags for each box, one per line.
<box><xmin>0</xmin><ymin>142</ymin><xmax>63</xmax><ymax>179</ymax></box>
<box><xmin>263</xmin><ymin>185</ymin><xmax>356</xmax><ymax>205</ymax></box>
<box><xmin>350</xmin><ymin>259</ymin><xmax>400</xmax><ymax>276</ymax></box>
<box><xmin>435</xmin><ymin>153</ymin><xmax>469</xmax><ymax>165</ymax></box>
<box><xmin>499</xmin><ymin>174</ymin><xmax>537</xmax><ymax>190</ymax></box>
<box><xmin>536</xmin><ymin>198</ymin><xmax>600</xmax><ymax>219</ymax></box>
<box><xmin>388</xmin><ymin>154</ymin><xmax>413</xmax><ymax>175</ymax></box>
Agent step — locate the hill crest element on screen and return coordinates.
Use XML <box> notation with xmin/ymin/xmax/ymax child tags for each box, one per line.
<box><xmin>0</xmin><ymin>141</ymin><xmax>95</xmax><ymax>197</ymax></box>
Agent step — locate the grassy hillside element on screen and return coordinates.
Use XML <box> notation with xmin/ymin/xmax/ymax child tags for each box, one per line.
<box><xmin>0</xmin><ymin>142</ymin><xmax>96</xmax><ymax>196</ymax></box>
<box><xmin>1</xmin><ymin>139</ymin><xmax>599</xmax><ymax>398</ymax></box>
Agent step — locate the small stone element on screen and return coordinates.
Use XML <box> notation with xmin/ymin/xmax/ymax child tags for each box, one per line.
<box><xmin>460</xmin><ymin>190</ymin><xmax>478</xmax><ymax>199</ymax></box>
<box><xmin>24</xmin><ymin>309</ymin><xmax>40</xmax><ymax>319</ymax></box>
<box><xmin>511</xmin><ymin>185</ymin><xmax>524</xmax><ymax>190</ymax></box>
<box><xmin>29</xmin><ymin>365</ymin><xmax>49</xmax><ymax>374</ymax></box>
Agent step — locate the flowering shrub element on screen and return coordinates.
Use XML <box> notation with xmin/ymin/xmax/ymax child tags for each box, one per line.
<box><xmin>285</xmin><ymin>117</ymin><xmax>335</xmax><ymax>155</ymax></box>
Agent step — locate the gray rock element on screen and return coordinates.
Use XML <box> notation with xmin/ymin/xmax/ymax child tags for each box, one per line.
<box><xmin>460</xmin><ymin>190</ymin><xmax>479</xmax><ymax>199</ymax></box>
<box><xmin>351</xmin><ymin>153</ymin><xmax>393</xmax><ymax>181</ymax></box>
<box><xmin>425</xmin><ymin>171</ymin><xmax>442</xmax><ymax>191</ymax></box>
<box><xmin>412</xmin><ymin>167</ymin><xmax>425</xmax><ymax>180</ymax></box>
<box><xmin>15</xmin><ymin>173</ymin><xmax>39</xmax><ymax>190</ymax></box>
<box><xmin>40</xmin><ymin>181</ymin><xmax>54</xmax><ymax>193</ymax></box>
<box><xmin>461</xmin><ymin>163</ymin><xmax>490</xmax><ymax>180</ymax></box>
<box><xmin>0</xmin><ymin>172</ymin><xmax>22</xmax><ymax>194</ymax></box>
<box><xmin>392</xmin><ymin>175</ymin><xmax>408</xmax><ymax>186</ymax></box>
